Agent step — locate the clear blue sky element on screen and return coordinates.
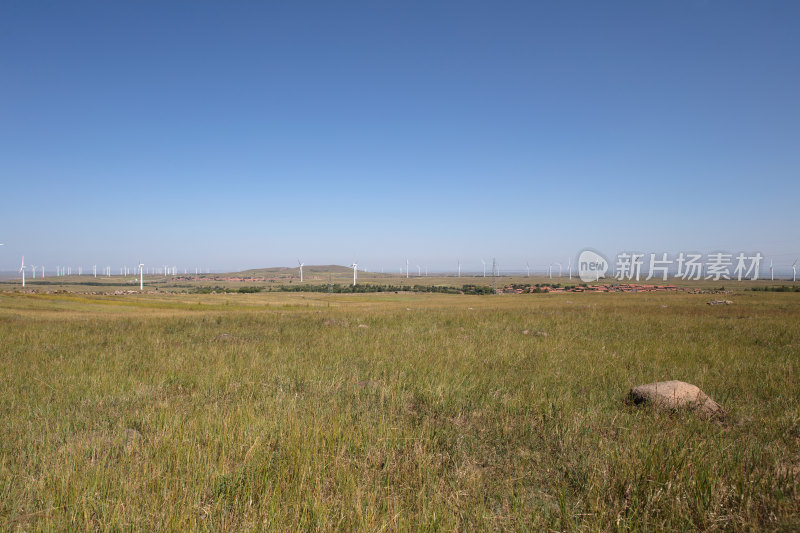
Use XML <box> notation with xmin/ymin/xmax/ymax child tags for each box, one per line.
<box><xmin>1</xmin><ymin>1</ymin><xmax>798</xmax><ymax>273</ymax></box>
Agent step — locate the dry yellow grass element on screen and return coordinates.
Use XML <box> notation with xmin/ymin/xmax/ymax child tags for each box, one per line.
<box><xmin>1</xmin><ymin>289</ymin><xmax>798</xmax><ymax>530</ymax></box>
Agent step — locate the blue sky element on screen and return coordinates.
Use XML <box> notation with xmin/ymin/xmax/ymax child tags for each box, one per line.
<box><xmin>1</xmin><ymin>1</ymin><xmax>798</xmax><ymax>273</ymax></box>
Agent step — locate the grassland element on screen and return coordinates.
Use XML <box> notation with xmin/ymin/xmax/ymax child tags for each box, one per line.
<box><xmin>1</xmin><ymin>288</ymin><xmax>799</xmax><ymax>531</ymax></box>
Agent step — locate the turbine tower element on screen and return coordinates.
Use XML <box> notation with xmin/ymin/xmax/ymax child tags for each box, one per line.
<box><xmin>139</xmin><ymin>263</ymin><xmax>144</xmax><ymax>291</ymax></box>
<box><xmin>19</xmin><ymin>256</ymin><xmax>25</xmax><ymax>287</ymax></box>
<box><xmin>481</xmin><ymin>259</ymin><xmax>486</xmax><ymax>277</ymax></box>
<box><xmin>31</xmin><ymin>264</ymin><xmax>36</xmax><ymax>279</ymax></box>
<box><xmin>458</xmin><ymin>260</ymin><xmax>461</xmax><ymax>278</ymax></box>
<box><xmin>770</xmin><ymin>259</ymin><xmax>774</xmax><ymax>281</ymax></box>
<box><xmin>568</xmin><ymin>258</ymin><xmax>572</xmax><ymax>280</ymax></box>
<box><xmin>526</xmin><ymin>261</ymin><xmax>530</xmax><ymax>278</ymax></box>
<box><xmin>793</xmin><ymin>259</ymin><xmax>797</xmax><ymax>282</ymax></box>
<box><xmin>298</xmin><ymin>260</ymin><xmax>304</xmax><ymax>283</ymax></box>
<box><xmin>555</xmin><ymin>262</ymin><xmax>562</xmax><ymax>278</ymax></box>
<box><xmin>351</xmin><ymin>262</ymin><xmax>358</xmax><ymax>286</ymax></box>
<box><xmin>406</xmin><ymin>259</ymin><xmax>409</xmax><ymax>279</ymax></box>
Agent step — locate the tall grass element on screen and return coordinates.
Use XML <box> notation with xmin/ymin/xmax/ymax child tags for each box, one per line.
<box><xmin>0</xmin><ymin>291</ymin><xmax>798</xmax><ymax>530</ymax></box>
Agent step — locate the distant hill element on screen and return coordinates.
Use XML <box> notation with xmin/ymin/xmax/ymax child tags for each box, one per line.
<box><xmin>235</xmin><ymin>265</ymin><xmax>349</xmax><ymax>276</ymax></box>
<box><xmin>230</xmin><ymin>265</ymin><xmax>395</xmax><ymax>279</ymax></box>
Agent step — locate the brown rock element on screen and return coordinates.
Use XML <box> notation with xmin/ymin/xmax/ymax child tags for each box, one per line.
<box><xmin>628</xmin><ymin>380</ymin><xmax>724</xmax><ymax>419</ymax></box>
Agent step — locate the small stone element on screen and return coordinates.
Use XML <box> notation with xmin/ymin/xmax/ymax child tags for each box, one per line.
<box><xmin>125</xmin><ymin>428</ymin><xmax>143</xmax><ymax>449</ymax></box>
<box><xmin>707</xmin><ymin>300</ymin><xmax>733</xmax><ymax>306</ymax></box>
<box><xmin>358</xmin><ymin>324</ymin><xmax>369</xmax><ymax>329</ymax></box>
<box><xmin>628</xmin><ymin>380</ymin><xmax>724</xmax><ymax>419</ymax></box>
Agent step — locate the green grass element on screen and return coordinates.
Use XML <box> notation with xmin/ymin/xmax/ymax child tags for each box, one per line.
<box><xmin>1</xmin><ymin>291</ymin><xmax>798</xmax><ymax>531</ymax></box>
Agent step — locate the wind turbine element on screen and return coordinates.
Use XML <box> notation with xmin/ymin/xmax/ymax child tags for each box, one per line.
<box><xmin>93</xmin><ymin>265</ymin><xmax>97</xmax><ymax>278</ymax></box>
<box><xmin>298</xmin><ymin>260</ymin><xmax>304</xmax><ymax>282</ymax></box>
<box><xmin>548</xmin><ymin>264</ymin><xmax>552</xmax><ymax>279</ymax></box>
<box><xmin>458</xmin><ymin>260</ymin><xmax>461</xmax><ymax>278</ymax></box>
<box><xmin>793</xmin><ymin>259</ymin><xmax>797</xmax><ymax>282</ymax></box>
<box><xmin>139</xmin><ymin>263</ymin><xmax>144</xmax><ymax>291</ymax></box>
<box><xmin>526</xmin><ymin>261</ymin><xmax>530</xmax><ymax>278</ymax></box>
<box><xmin>351</xmin><ymin>262</ymin><xmax>358</xmax><ymax>286</ymax></box>
<box><xmin>406</xmin><ymin>259</ymin><xmax>409</xmax><ymax>279</ymax></box>
<box><xmin>770</xmin><ymin>259</ymin><xmax>774</xmax><ymax>281</ymax></box>
<box><xmin>555</xmin><ymin>262</ymin><xmax>563</xmax><ymax>278</ymax></box>
<box><xmin>41</xmin><ymin>265</ymin><xmax>44</xmax><ymax>278</ymax></box>
<box><xmin>19</xmin><ymin>257</ymin><xmax>25</xmax><ymax>287</ymax></box>
<box><xmin>30</xmin><ymin>264</ymin><xmax>36</xmax><ymax>279</ymax></box>
<box><xmin>481</xmin><ymin>259</ymin><xmax>486</xmax><ymax>277</ymax></box>
<box><xmin>568</xmin><ymin>258</ymin><xmax>572</xmax><ymax>280</ymax></box>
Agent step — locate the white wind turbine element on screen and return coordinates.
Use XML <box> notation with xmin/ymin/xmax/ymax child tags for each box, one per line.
<box><xmin>555</xmin><ymin>262</ymin><xmax>562</xmax><ymax>278</ymax></box>
<box><xmin>568</xmin><ymin>258</ymin><xmax>572</xmax><ymax>280</ymax></box>
<box><xmin>770</xmin><ymin>259</ymin><xmax>774</xmax><ymax>281</ymax></box>
<box><xmin>417</xmin><ymin>264</ymin><xmax>421</xmax><ymax>276</ymax></box>
<box><xmin>481</xmin><ymin>259</ymin><xmax>486</xmax><ymax>277</ymax></box>
<box><xmin>19</xmin><ymin>256</ymin><xmax>25</xmax><ymax>287</ymax></box>
<box><xmin>526</xmin><ymin>261</ymin><xmax>530</xmax><ymax>278</ymax></box>
<box><xmin>406</xmin><ymin>259</ymin><xmax>409</xmax><ymax>279</ymax></box>
<box><xmin>351</xmin><ymin>262</ymin><xmax>358</xmax><ymax>286</ymax></box>
<box><xmin>41</xmin><ymin>265</ymin><xmax>44</xmax><ymax>278</ymax></box>
<box><xmin>793</xmin><ymin>259</ymin><xmax>797</xmax><ymax>282</ymax></box>
<box><xmin>30</xmin><ymin>264</ymin><xmax>36</xmax><ymax>279</ymax></box>
<box><xmin>139</xmin><ymin>263</ymin><xmax>144</xmax><ymax>291</ymax></box>
<box><xmin>458</xmin><ymin>260</ymin><xmax>461</xmax><ymax>277</ymax></box>
<box><xmin>298</xmin><ymin>260</ymin><xmax>304</xmax><ymax>282</ymax></box>
<box><xmin>93</xmin><ymin>265</ymin><xmax>97</xmax><ymax>278</ymax></box>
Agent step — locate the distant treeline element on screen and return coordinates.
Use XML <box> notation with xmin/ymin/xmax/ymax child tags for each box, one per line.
<box><xmin>748</xmin><ymin>285</ymin><xmax>800</xmax><ymax>292</ymax></box>
<box><xmin>189</xmin><ymin>284</ymin><xmax>495</xmax><ymax>295</ymax></box>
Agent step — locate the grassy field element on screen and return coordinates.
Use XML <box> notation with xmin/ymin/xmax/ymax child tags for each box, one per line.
<box><xmin>1</xmin><ymin>289</ymin><xmax>798</xmax><ymax>531</ymax></box>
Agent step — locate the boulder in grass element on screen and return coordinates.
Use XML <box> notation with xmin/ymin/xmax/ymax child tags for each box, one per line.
<box><xmin>628</xmin><ymin>380</ymin><xmax>724</xmax><ymax>419</ymax></box>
